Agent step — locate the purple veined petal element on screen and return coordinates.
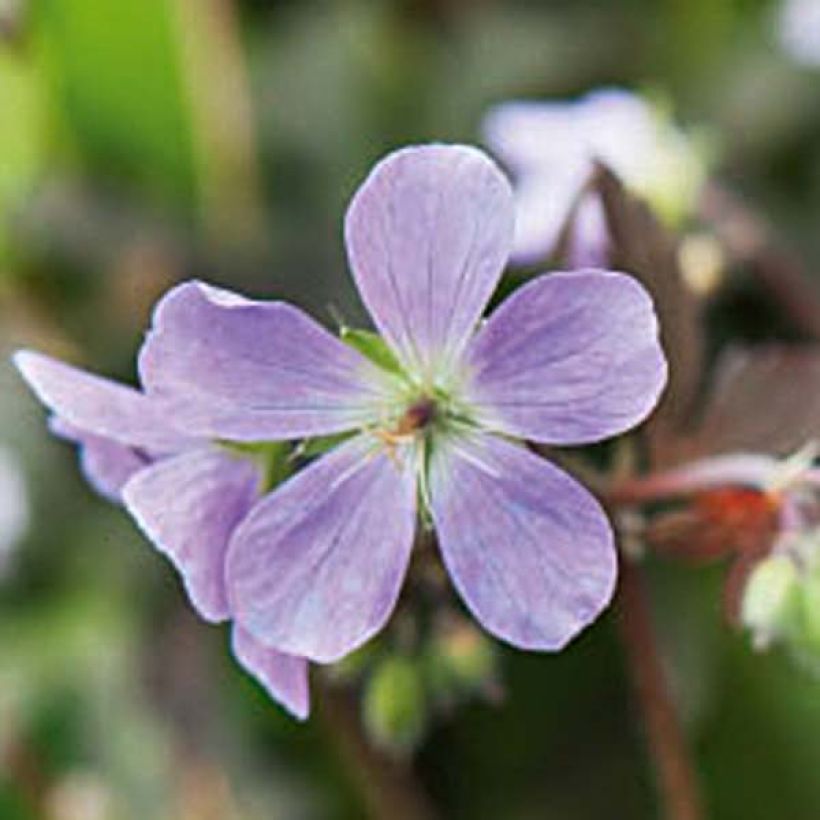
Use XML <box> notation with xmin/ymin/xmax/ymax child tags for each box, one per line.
<box><xmin>138</xmin><ymin>281</ymin><xmax>393</xmax><ymax>442</ymax></box>
<box><xmin>227</xmin><ymin>435</ymin><xmax>418</xmax><ymax>663</ymax></box>
<box><xmin>345</xmin><ymin>144</ymin><xmax>514</xmax><ymax>381</ymax></box>
<box><xmin>429</xmin><ymin>432</ymin><xmax>617</xmax><ymax>651</ymax></box>
<box><xmin>49</xmin><ymin>417</ymin><xmax>151</xmax><ymax>503</ymax></box>
<box><xmin>231</xmin><ymin>626</ymin><xmax>310</xmax><ymax>720</ymax></box>
<box><xmin>462</xmin><ymin>270</ymin><xmax>667</xmax><ymax>445</ymax></box>
<box><xmin>14</xmin><ymin>350</ymin><xmax>194</xmax><ymax>453</ymax></box>
<box><xmin>122</xmin><ymin>448</ymin><xmax>261</xmax><ymax>623</ymax></box>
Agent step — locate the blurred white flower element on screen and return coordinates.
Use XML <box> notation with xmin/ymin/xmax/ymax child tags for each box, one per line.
<box><xmin>0</xmin><ymin>445</ymin><xmax>28</xmax><ymax>571</ymax></box>
<box><xmin>482</xmin><ymin>88</ymin><xmax>707</xmax><ymax>265</ymax></box>
<box><xmin>778</xmin><ymin>0</ymin><xmax>820</xmax><ymax>67</ymax></box>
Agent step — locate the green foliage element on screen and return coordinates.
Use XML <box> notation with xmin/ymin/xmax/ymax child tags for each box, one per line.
<box><xmin>0</xmin><ymin>47</ymin><xmax>45</xmax><ymax>271</ymax></box>
<box><xmin>33</xmin><ymin>0</ymin><xmax>197</xmax><ymax>207</ymax></box>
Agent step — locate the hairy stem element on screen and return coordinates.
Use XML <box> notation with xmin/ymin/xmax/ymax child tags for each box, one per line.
<box><xmin>616</xmin><ymin>560</ymin><xmax>704</xmax><ymax>820</ymax></box>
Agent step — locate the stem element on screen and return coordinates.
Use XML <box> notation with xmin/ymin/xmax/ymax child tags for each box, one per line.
<box><xmin>3</xmin><ymin>736</ymin><xmax>48</xmax><ymax>816</ymax></box>
<box><xmin>616</xmin><ymin>560</ymin><xmax>705</xmax><ymax>820</ymax></box>
<box><xmin>316</xmin><ymin>680</ymin><xmax>439</xmax><ymax>820</ymax></box>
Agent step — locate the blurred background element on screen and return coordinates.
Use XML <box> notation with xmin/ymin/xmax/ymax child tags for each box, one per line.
<box><xmin>2</xmin><ymin>0</ymin><xmax>820</xmax><ymax>817</ymax></box>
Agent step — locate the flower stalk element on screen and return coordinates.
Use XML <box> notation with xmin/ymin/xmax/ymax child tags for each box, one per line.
<box><xmin>616</xmin><ymin>559</ymin><xmax>704</xmax><ymax>820</ymax></box>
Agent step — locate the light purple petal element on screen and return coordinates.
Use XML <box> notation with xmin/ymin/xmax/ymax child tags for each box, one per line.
<box><xmin>228</xmin><ymin>435</ymin><xmax>418</xmax><ymax>663</ymax></box>
<box><xmin>483</xmin><ymin>90</ymin><xmax>657</xmax><ymax>186</ymax></box>
<box><xmin>462</xmin><ymin>270</ymin><xmax>667</xmax><ymax>444</ymax></box>
<box><xmin>482</xmin><ymin>100</ymin><xmax>590</xmax><ymax>174</ymax></box>
<box><xmin>509</xmin><ymin>174</ymin><xmax>586</xmax><ymax>265</ymax></box>
<box><xmin>345</xmin><ymin>144</ymin><xmax>514</xmax><ymax>379</ymax></box>
<box><xmin>14</xmin><ymin>350</ymin><xmax>193</xmax><ymax>452</ymax></box>
<box><xmin>566</xmin><ymin>192</ymin><xmax>611</xmax><ymax>269</ymax></box>
<box><xmin>482</xmin><ymin>101</ymin><xmax>591</xmax><ymax>264</ymax></box>
<box><xmin>231</xmin><ymin>626</ymin><xmax>310</xmax><ymax>720</ymax></box>
<box><xmin>624</xmin><ymin>453</ymin><xmax>781</xmax><ymax>498</ymax></box>
<box><xmin>483</xmin><ymin>91</ymin><xmax>665</xmax><ymax>265</ymax></box>
<box><xmin>138</xmin><ymin>281</ymin><xmax>391</xmax><ymax>441</ymax></box>
<box><xmin>50</xmin><ymin>418</ymin><xmax>150</xmax><ymax>503</ymax></box>
<box><xmin>429</xmin><ymin>432</ymin><xmax>616</xmax><ymax>651</ymax></box>
<box><xmin>122</xmin><ymin>448</ymin><xmax>261</xmax><ymax>623</ymax></box>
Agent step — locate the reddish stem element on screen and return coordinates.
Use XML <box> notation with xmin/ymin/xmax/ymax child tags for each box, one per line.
<box><xmin>317</xmin><ymin>680</ymin><xmax>439</xmax><ymax>820</ymax></box>
<box><xmin>616</xmin><ymin>560</ymin><xmax>705</xmax><ymax>820</ymax></box>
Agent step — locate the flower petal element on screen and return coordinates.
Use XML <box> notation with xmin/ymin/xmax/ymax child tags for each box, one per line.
<box><xmin>14</xmin><ymin>350</ymin><xmax>192</xmax><ymax>452</ymax></box>
<box><xmin>482</xmin><ymin>100</ymin><xmax>589</xmax><ymax>174</ymax></box>
<box><xmin>508</xmin><ymin>175</ymin><xmax>585</xmax><ymax>266</ymax></box>
<box><xmin>228</xmin><ymin>435</ymin><xmax>417</xmax><ymax>663</ymax></box>
<box><xmin>429</xmin><ymin>432</ymin><xmax>616</xmax><ymax>651</ymax></box>
<box><xmin>50</xmin><ymin>418</ymin><xmax>150</xmax><ymax>503</ymax></box>
<box><xmin>463</xmin><ymin>270</ymin><xmax>667</xmax><ymax>444</ymax></box>
<box><xmin>231</xmin><ymin>626</ymin><xmax>310</xmax><ymax>720</ymax></box>
<box><xmin>122</xmin><ymin>448</ymin><xmax>261</xmax><ymax>623</ymax></box>
<box><xmin>345</xmin><ymin>144</ymin><xmax>514</xmax><ymax>380</ymax></box>
<box><xmin>138</xmin><ymin>281</ymin><xmax>391</xmax><ymax>441</ymax></box>
<box><xmin>483</xmin><ymin>104</ymin><xmax>591</xmax><ymax>264</ymax></box>
<box><xmin>566</xmin><ymin>193</ymin><xmax>611</xmax><ymax>269</ymax></box>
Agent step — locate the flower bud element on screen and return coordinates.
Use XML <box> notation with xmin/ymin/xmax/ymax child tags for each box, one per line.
<box><xmin>363</xmin><ymin>656</ymin><xmax>426</xmax><ymax>753</ymax></box>
<box><xmin>741</xmin><ymin>555</ymin><xmax>800</xmax><ymax>650</ymax></box>
<box><xmin>428</xmin><ymin>621</ymin><xmax>496</xmax><ymax>699</ymax></box>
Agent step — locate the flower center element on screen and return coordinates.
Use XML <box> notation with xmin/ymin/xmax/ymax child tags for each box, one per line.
<box><xmin>393</xmin><ymin>396</ymin><xmax>437</xmax><ymax>437</ymax></box>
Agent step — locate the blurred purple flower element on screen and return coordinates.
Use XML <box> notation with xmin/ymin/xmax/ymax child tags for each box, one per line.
<box><xmin>13</xmin><ymin>351</ymin><xmax>309</xmax><ymax>719</ymax></box>
<box><xmin>778</xmin><ymin>0</ymin><xmax>820</xmax><ymax>67</ymax></box>
<box><xmin>138</xmin><ymin>144</ymin><xmax>667</xmax><ymax>664</ymax></box>
<box><xmin>482</xmin><ymin>89</ymin><xmax>706</xmax><ymax>266</ymax></box>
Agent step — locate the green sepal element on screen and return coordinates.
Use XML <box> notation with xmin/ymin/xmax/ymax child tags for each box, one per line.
<box><xmin>297</xmin><ymin>431</ymin><xmax>356</xmax><ymax>459</ymax></box>
<box><xmin>341</xmin><ymin>327</ymin><xmax>403</xmax><ymax>376</ymax></box>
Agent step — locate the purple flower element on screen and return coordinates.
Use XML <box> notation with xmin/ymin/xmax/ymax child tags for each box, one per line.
<box><xmin>778</xmin><ymin>0</ymin><xmax>820</xmax><ymax>67</ymax></box>
<box><xmin>137</xmin><ymin>144</ymin><xmax>668</xmax><ymax>664</ymax></box>
<box><xmin>482</xmin><ymin>89</ymin><xmax>706</xmax><ymax>266</ymax></box>
<box><xmin>13</xmin><ymin>351</ymin><xmax>310</xmax><ymax>719</ymax></box>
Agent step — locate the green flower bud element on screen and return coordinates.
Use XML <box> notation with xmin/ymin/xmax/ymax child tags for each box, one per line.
<box><xmin>430</xmin><ymin>622</ymin><xmax>496</xmax><ymax>695</ymax></box>
<box><xmin>363</xmin><ymin>656</ymin><xmax>426</xmax><ymax>753</ymax></box>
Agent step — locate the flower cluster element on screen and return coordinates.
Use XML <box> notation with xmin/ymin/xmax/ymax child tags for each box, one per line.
<box><xmin>15</xmin><ymin>144</ymin><xmax>666</xmax><ymax>718</ymax></box>
<box><xmin>625</xmin><ymin>444</ymin><xmax>820</xmax><ymax>659</ymax></box>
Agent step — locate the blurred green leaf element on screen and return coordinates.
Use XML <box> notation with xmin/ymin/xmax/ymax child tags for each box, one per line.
<box><xmin>34</xmin><ymin>0</ymin><xmax>197</xmax><ymax>207</ymax></box>
<box><xmin>0</xmin><ymin>47</ymin><xmax>45</xmax><ymax>271</ymax></box>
